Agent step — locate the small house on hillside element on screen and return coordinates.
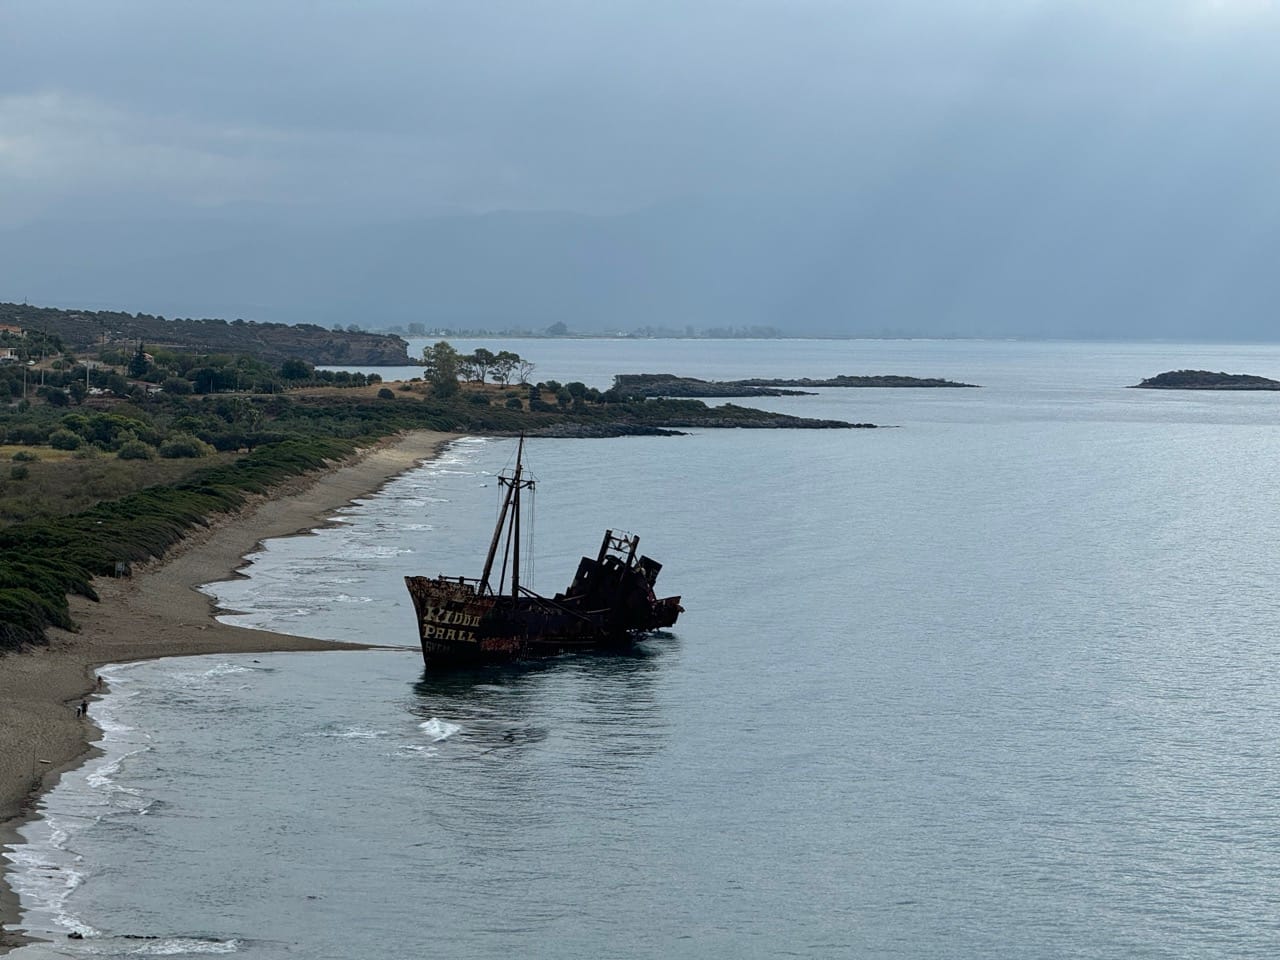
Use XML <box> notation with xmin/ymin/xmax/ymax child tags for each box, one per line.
<box><xmin>0</xmin><ymin>323</ymin><xmax>24</xmax><ymax>335</ymax></box>
<box><xmin>0</xmin><ymin>347</ymin><xmax>19</xmax><ymax>364</ymax></box>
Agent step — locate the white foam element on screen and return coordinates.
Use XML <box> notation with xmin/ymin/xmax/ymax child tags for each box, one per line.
<box><xmin>4</xmin><ymin>829</ymin><xmax>97</xmax><ymax>940</ymax></box>
<box><xmin>85</xmin><ymin>747</ymin><xmax>150</xmax><ymax>791</ymax></box>
<box><xmin>396</xmin><ymin>744</ymin><xmax>438</xmax><ymax>755</ymax></box>
<box><xmin>329</xmin><ymin>727</ymin><xmax>387</xmax><ymax>740</ymax></box>
<box><xmin>123</xmin><ymin>938</ymin><xmax>239</xmax><ymax>955</ymax></box>
<box><xmin>419</xmin><ymin>718</ymin><xmax>461</xmax><ymax>741</ymax></box>
<box><xmin>165</xmin><ymin>662</ymin><xmax>253</xmax><ymax>685</ymax></box>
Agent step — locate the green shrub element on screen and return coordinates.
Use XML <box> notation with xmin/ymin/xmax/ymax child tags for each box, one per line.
<box><xmin>117</xmin><ymin>440</ymin><xmax>154</xmax><ymax>460</ymax></box>
<box><xmin>48</xmin><ymin>428</ymin><xmax>82</xmax><ymax>451</ymax></box>
<box><xmin>12</xmin><ymin>450</ymin><xmax>39</xmax><ymax>462</ymax></box>
<box><xmin>158</xmin><ymin>434</ymin><xmax>214</xmax><ymax>459</ymax></box>
<box><xmin>377</xmin><ymin>388</ymin><xmax>395</xmax><ymax>400</ymax></box>
<box><xmin>504</xmin><ymin>397</ymin><xmax>523</xmax><ymax>410</ymax></box>
<box><xmin>469</xmin><ymin>393</ymin><xmax>491</xmax><ymax>406</ymax></box>
<box><xmin>9</xmin><ymin>464</ymin><xmax>29</xmax><ymax>480</ymax></box>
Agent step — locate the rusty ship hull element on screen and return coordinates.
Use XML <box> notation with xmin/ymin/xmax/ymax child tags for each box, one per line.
<box><xmin>405</xmin><ymin>555</ymin><xmax>682</xmax><ymax>666</ymax></box>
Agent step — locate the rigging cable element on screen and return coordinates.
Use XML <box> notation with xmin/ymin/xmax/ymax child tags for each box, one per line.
<box><xmin>525</xmin><ymin>484</ymin><xmax>536</xmax><ymax>589</ymax></box>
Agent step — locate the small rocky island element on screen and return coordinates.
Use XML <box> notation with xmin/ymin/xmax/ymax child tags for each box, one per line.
<box><xmin>1132</xmin><ymin>370</ymin><xmax>1280</xmax><ymax>390</ymax></box>
<box><xmin>613</xmin><ymin>373</ymin><xmax>980</xmax><ymax>399</ymax></box>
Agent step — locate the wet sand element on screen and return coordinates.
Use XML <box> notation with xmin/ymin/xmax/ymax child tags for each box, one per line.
<box><xmin>0</xmin><ymin>430</ymin><xmax>457</xmax><ymax>952</ymax></box>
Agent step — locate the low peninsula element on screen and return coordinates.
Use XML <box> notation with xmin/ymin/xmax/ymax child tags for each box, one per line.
<box><xmin>612</xmin><ymin>373</ymin><xmax>980</xmax><ymax>398</ymax></box>
<box><xmin>1131</xmin><ymin>370</ymin><xmax>1280</xmax><ymax>390</ymax></box>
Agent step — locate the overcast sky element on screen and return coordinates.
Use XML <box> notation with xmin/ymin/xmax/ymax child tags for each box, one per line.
<box><xmin>2</xmin><ymin>1</ymin><xmax>1278</xmax><ymax>334</ymax></box>
<box><xmin>3</xmin><ymin>0</ymin><xmax>1275</xmax><ymax>224</ymax></box>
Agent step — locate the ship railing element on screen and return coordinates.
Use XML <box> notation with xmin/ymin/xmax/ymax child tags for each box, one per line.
<box><xmin>429</xmin><ymin>575</ymin><xmax>485</xmax><ymax>594</ymax></box>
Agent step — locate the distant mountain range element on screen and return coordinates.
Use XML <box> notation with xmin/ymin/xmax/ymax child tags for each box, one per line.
<box><xmin>2</xmin><ymin>194</ymin><xmax>1276</xmax><ymax>340</ymax></box>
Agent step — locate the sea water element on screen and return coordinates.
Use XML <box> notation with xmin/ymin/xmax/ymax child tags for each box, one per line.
<box><xmin>8</xmin><ymin>340</ymin><xmax>1280</xmax><ymax>958</ymax></box>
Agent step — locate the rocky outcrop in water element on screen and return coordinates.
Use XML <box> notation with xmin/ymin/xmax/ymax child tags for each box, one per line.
<box><xmin>612</xmin><ymin>373</ymin><xmax>978</xmax><ymax>398</ymax></box>
<box><xmin>1132</xmin><ymin>370</ymin><xmax>1280</xmax><ymax>390</ymax></box>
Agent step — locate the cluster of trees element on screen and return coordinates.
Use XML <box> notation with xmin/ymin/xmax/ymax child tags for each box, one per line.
<box><xmin>0</xmin><ymin>302</ymin><xmax>411</xmax><ymax>364</ymax></box>
<box><xmin>117</xmin><ymin>345</ymin><xmax>383</xmax><ymax>396</ymax></box>
<box><xmin>417</xmin><ymin>341</ymin><xmax>635</xmax><ymax>409</ymax></box>
<box><xmin>0</xmin><ymin>344</ymin><xmax>385</xmax><ymax>405</ymax></box>
<box><xmin>526</xmin><ymin>379</ymin><xmax>611</xmax><ymax>411</ymax></box>
<box><xmin>422</xmin><ymin>342</ymin><xmax>534</xmax><ymax>397</ymax></box>
<box><xmin>1</xmin><ymin>402</ymin><xmax>260</xmax><ymax>462</ymax></box>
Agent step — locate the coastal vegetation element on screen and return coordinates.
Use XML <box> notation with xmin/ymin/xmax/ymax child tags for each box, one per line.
<box><xmin>1132</xmin><ymin>370</ymin><xmax>1280</xmax><ymax>390</ymax></box>
<box><xmin>0</xmin><ymin>437</ymin><xmax>358</xmax><ymax>651</ymax></box>
<box><xmin>0</xmin><ymin>301</ymin><xmax>412</xmax><ymax>366</ymax></box>
<box><xmin>0</xmin><ymin>336</ymin><xmax>871</xmax><ymax>652</ymax></box>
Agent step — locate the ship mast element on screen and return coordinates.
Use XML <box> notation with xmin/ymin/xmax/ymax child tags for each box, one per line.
<box><xmin>479</xmin><ymin>435</ymin><xmax>534</xmax><ymax>598</ymax></box>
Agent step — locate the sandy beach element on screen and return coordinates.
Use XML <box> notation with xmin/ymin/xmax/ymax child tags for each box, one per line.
<box><xmin>0</xmin><ymin>429</ymin><xmax>457</xmax><ymax>952</ymax></box>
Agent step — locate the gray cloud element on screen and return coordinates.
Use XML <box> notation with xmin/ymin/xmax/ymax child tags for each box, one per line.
<box><xmin>2</xmin><ymin>0</ymin><xmax>1279</xmax><ymax>335</ymax></box>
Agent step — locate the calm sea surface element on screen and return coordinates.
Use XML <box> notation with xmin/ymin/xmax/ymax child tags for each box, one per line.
<box><xmin>8</xmin><ymin>340</ymin><xmax>1280</xmax><ymax>958</ymax></box>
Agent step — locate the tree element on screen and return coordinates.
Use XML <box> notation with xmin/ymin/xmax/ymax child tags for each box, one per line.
<box><xmin>456</xmin><ymin>355</ymin><xmax>479</xmax><ymax>383</ymax></box>
<box><xmin>191</xmin><ymin>367</ymin><xmax>222</xmax><ymax>394</ymax></box>
<box><xmin>49</xmin><ymin>429</ymin><xmax>81</xmax><ymax>450</ymax></box>
<box><xmin>68</xmin><ymin>378</ymin><xmax>87</xmax><ymax>404</ymax></box>
<box><xmin>469</xmin><ymin>347</ymin><xmax>496</xmax><ymax>383</ymax></box>
<box><xmin>492</xmin><ymin>351</ymin><xmax>520</xmax><ymax>386</ymax></box>
<box><xmin>41</xmin><ymin>386</ymin><xmax>68</xmax><ymax>407</ymax></box>
<box><xmin>515</xmin><ymin>358</ymin><xmax>536</xmax><ymax>384</ymax></box>
<box><xmin>127</xmin><ymin>342</ymin><xmax>150</xmax><ymax>378</ymax></box>
<box><xmin>280</xmin><ymin>358</ymin><xmax>313</xmax><ymax>381</ymax></box>
<box><xmin>422</xmin><ymin>341</ymin><xmax>461</xmax><ymax>397</ymax></box>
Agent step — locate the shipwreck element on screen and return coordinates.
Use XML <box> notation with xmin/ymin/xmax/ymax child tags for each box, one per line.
<box><xmin>404</xmin><ymin>438</ymin><xmax>683</xmax><ymax>666</ymax></box>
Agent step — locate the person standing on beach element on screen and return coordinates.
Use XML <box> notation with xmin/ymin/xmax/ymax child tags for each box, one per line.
<box><xmin>80</xmin><ymin>700</ymin><xmax>88</xmax><ymax>718</ymax></box>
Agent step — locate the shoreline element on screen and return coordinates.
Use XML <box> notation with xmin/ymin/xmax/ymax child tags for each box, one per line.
<box><xmin>0</xmin><ymin>429</ymin><xmax>458</xmax><ymax>953</ymax></box>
